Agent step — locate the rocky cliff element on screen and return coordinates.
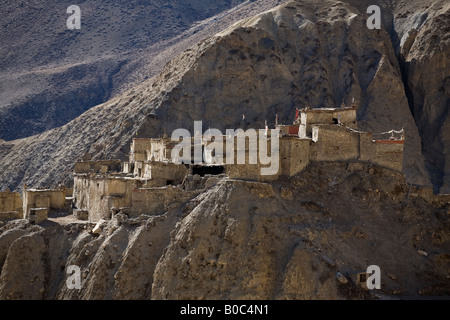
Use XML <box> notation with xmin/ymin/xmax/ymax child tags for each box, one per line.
<box><xmin>344</xmin><ymin>0</ymin><xmax>450</xmax><ymax>193</ymax></box>
<box><xmin>2</xmin><ymin>0</ymin><xmax>449</xmax><ymax>193</ymax></box>
<box><xmin>397</xmin><ymin>2</ymin><xmax>450</xmax><ymax>194</ymax></box>
<box><xmin>0</xmin><ymin>162</ymin><xmax>448</xmax><ymax>299</ymax></box>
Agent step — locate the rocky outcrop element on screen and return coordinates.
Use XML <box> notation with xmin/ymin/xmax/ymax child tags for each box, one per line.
<box><xmin>151</xmin><ymin>180</ymin><xmax>340</xmax><ymax>299</ymax></box>
<box><xmin>332</xmin><ymin>0</ymin><xmax>450</xmax><ymax>193</ymax></box>
<box><xmin>56</xmin><ymin>213</ymin><xmax>179</xmax><ymax>300</ymax></box>
<box><xmin>0</xmin><ymin>225</ymin><xmax>47</xmax><ymax>299</ymax></box>
<box><xmin>0</xmin><ymin>162</ymin><xmax>448</xmax><ymax>299</ymax></box>
<box><xmin>395</xmin><ymin>2</ymin><xmax>450</xmax><ymax>193</ymax></box>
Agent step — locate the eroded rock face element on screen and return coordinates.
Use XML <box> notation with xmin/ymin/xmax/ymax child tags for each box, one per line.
<box><xmin>0</xmin><ymin>163</ymin><xmax>448</xmax><ymax>300</ymax></box>
<box><xmin>151</xmin><ymin>180</ymin><xmax>339</xmax><ymax>299</ymax></box>
<box><xmin>323</xmin><ymin>0</ymin><xmax>450</xmax><ymax>193</ymax></box>
<box><xmin>396</xmin><ymin>2</ymin><xmax>450</xmax><ymax>193</ymax></box>
<box><xmin>0</xmin><ymin>230</ymin><xmax>47</xmax><ymax>299</ymax></box>
<box><xmin>56</xmin><ymin>214</ymin><xmax>178</xmax><ymax>300</ymax></box>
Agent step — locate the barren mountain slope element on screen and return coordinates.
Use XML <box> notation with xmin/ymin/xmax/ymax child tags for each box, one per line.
<box><xmin>344</xmin><ymin>0</ymin><xmax>450</xmax><ymax>193</ymax></box>
<box><xmin>397</xmin><ymin>2</ymin><xmax>450</xmax><ymax>194</ymax></box>
<box><xmin>0</xmin><ymin>162</ymin><xmax>448</xmax><ymax>299</ymax></box>
<box><xmin>0</xmin><ymin>0</ymin><xmax>288</xmax><ymax>140</ymax></box>
<box><xmin>3</xmin><ymin>0</ymin><xmax>447</xmax><ymax>192</ymax></box>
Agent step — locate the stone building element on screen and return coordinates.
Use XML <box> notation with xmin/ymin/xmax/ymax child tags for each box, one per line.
<box><xmin>74</xmin><ymin>160</ymin><xmax>121</xmax><ymax>174</ymax></box>
<box><xmin>73</xmin><ymin>138</ymin><xmax>191</xmax><ymax>222</ymax></box>
<box><xmin>22</xmin><ymin>188</ymin><xmax>70</xmax><ymax>224</ymax></box>
<box><xmin>298</xmin><ymin>105</ymin><xmax>357</xmax><ymax>138</ymax></box>
<box><xmin>0</xmin><ymin>190</ymin><xmax>23</xmax><ymax>221</ymax></box>
<box><xmin>71</xmin><ymin>104</ymin><xmax>405</xmax><ymax>223</ymax></box>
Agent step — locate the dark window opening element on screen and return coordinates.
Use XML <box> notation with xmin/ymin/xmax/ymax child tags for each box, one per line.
<box><xmin>29</xmin><ymin>210</ymin><xmax>36</xmax><ymax>225</ymax></box>
<box><xmin>166</xmin><ymin>180</ymin><xmax>174</xmax><ymax>186</ymax></box>
<box><xmin>332</xmin><ymin>118</ymin><xmax>338</xmax><ymax>124</ymax></box>
<box><xmin>359</xmin><ymin>273</ymin><xmax>367</xmax><ymax>283</ymax></box>
<box><xmin>192</xmin><ymin>165</ymin><xmax>225</xmax><ymax>177</ymax></box>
